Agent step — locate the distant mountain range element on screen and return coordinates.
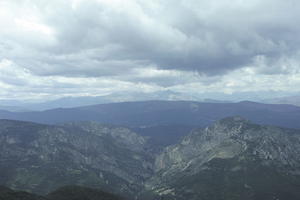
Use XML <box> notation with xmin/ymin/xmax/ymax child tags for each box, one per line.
<box><xmin>2</xmin><ymin>91</ymin><xmax>300</xmax><ymax>112</ymax></box>
<box><xmin>0</xmin><ymin>105</ymin><xmax>30</xmax><ymax>112</ymax></box>
<box><xmin>1</xmin><ymin>117</ymin><xmax>300</xmax><ymax>200</ymax></box>
<box><xmin>262</xmin><ymin>96</ymin><xmax>300</xmax><ymax>107</ymax></box>
<box><xmin>0</xmin><ymin>90</ymin><xmax>196</xmax><ymax>111</ymax></box>
<box><xmin>1</xmin><ymin>100</ymin><xmax>300</xmax><ymax>130</ymax></box>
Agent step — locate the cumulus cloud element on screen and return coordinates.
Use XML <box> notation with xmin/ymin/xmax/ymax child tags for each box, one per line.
<box><xmin>0</xmin><ymin>0</ymin><xmax>300</xmax><ymax>100</ymax></box>
<box><xmin>0</xmin><ymin>58</ymin><xmax>163</xmax><ymax>100</ymax></box>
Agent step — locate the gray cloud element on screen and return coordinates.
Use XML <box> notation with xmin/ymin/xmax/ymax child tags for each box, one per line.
<box><xmin>2</xmin><ymin>0</ymin><xmax>300</xmax><ymax>76</ymax></box>
<box><xmin>37</xmin><ymin>0</ymin><xmax>300</xmax><ymax>75</ymax></box>
<box><xmin>1</xmin><ymin>0</ymin><xmax>300</xmax><ymax>101</ymax></box>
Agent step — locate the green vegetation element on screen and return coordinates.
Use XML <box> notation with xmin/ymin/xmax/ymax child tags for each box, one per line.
<box><xmin>46</xmin><ymin>185</ymin><xmax>124</xmax><ymax>200</ymax></box>
<box><xmin>158</xmin><ymin>155</ymin><xmax>300</xmax><ymax>200</ymax></box>
<box><xmin>0</xmin><ymin>186</ymin><xmax>46</xmax><ymax>200</ymax></box>
<box><xmin>0</xmin><ymin>185</ymin><xmax>124</xmax><ymax>200</ymax></box>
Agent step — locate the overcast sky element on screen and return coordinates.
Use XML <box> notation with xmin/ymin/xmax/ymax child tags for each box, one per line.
<box><xmin>0</xmin><ymin>0</ymin><xmax>300</xmax><ymax>102</ymax></box>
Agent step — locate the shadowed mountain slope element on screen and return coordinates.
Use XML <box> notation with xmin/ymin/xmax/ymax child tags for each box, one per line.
<box><xmin>0</xmin><ymin>185</ymin><xmax>124</xmax><ymax>200</ymax></box>
<box><xmin>0</xmin><ymin>120</ymin><xmax>153</xmax><ymax>198</ymax></box>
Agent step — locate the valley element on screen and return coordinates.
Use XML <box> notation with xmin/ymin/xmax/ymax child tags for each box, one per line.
<box><xmin>1</xmin><ymin>111</ymin><xmax>300</xmax><ymax>200</ymax></box>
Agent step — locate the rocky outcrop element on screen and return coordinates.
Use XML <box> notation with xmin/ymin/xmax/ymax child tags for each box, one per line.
<box><xmin>146</xmin><ymin>116</ymin><xmax>300</xmax><ymax>200</ymax></box>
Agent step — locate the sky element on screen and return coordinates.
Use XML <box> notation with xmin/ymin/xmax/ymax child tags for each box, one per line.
<box><xmin>0</xmin><ymin>0</ymin><xmax>300</xmax><ymax>102</ymax></box>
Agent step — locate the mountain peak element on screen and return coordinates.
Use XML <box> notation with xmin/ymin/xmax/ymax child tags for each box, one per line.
<box><xmin>213</xmin><ymin>116</ymin><xmax>251</xmax><ymax>132</ymax></box>
<box><xmin>218</xmin><ymin>116</ymin><xmax>249</xmax><ymax>124</ymax></box>
<box><xmin>150</xmin><ymin>117</ymin><xmax>300</xmax><ymax>200</ymax></box>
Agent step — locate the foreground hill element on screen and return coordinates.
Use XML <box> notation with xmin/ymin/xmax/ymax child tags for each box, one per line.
<box><xmin>0</xmin><ymin>186</ymin><xmax>46</xmax><ymax>200</ymax></box>
<box><xmin>1</xmin><ymin>101</ymin><xmax>300</xmax><ymax>130</ymax></box>
<box><xmin>46</xmin><ymin>185</ymin><xmax>124</xmax><ymax>200</ymax></box>
<box><xmin>0</xmin><ymin>185</ymin><xmax>123</xmax><ymax>200</ymax></box>
<box><xmin>146</xmin><ymin>116</ymin><xmax>300</xmax><ymax>200</ymax></box>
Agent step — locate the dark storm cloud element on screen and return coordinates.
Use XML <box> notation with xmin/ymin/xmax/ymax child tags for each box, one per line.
<box><xmin>1</xmin><ymin>0</ymin><xmax>300</xmax><ymax>83</ymax></box>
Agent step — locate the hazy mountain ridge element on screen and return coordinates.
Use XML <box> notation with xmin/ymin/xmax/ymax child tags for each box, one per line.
<box><xmin>0</xmin><ymin>90</ymin><xmax>193</xmax><ymax>111</ymax></box>
<box><xmin>1</xmin><ymin>91</ymin><xmax>298</xmax><ymax>112</ymax></box>
<box><xmin>262</xmin><ymin>96</ymin><xmax>300</xmax><ymax>107</ymax></box>
<box><xmin>1</xmin><ymin>101</ymin><xmax>300</xmax><ymax>130</ymax></box>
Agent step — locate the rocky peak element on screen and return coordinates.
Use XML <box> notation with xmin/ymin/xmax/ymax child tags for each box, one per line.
<box><xmin>146</xmin><ymin>118</ymin><xmax>300</xmax><ymax>200</ymax></box>
<box><xmin>217</xmin><ymin>116</ymin><xmax>250</xmax><ymax>126</ymax></box>
<box><xmin>154</xmin><ymin>117</ymin><xmax>300</xmax><ymax>173</ymax></box>
<box><xmin>204</xmin><ymin>116</ymin><xmax>251</xmax><ymax>138</ymax></box>
<box><xmin>61</xmin><ymin>121</ymin><xmax>147</xmax><ymax>150</ymax></box>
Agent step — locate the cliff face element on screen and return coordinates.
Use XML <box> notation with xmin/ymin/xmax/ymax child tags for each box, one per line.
<box><xmin>0</xmin><ymin>120</ymin><xmax>153</xmax><ymax>198</ymax></box>
<box><xmin>146</xmin><ymin>116</ymin><xmax>300</xmax><ymax>200</ymax></box>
